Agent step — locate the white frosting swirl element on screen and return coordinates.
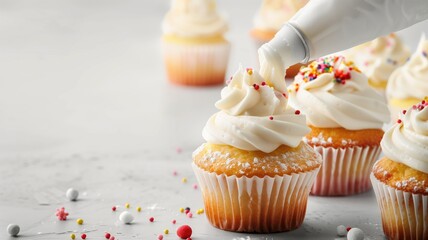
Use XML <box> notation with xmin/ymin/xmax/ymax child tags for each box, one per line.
<box><xmin>288</xmin><ymin>56</ymin><xmax>390</xmax><ymax>130</ymax></box>
<box><xmin>347</xmin><ymin>34</ymin><xmax>410</xmax><ymax>87</ymax></box>
<box><xmin>387</xmin><ymin>34</ymin><xmax>428</xmax><ymax>100</ymax></box>
<box><xmin>203</xmin><ymin>66</ymin><xmax>310</xmax><ymax>153</ymax></box>
<box><xmin>253</xmin><ymin>0</ymin><xmax>308</xmax><ymax>31</ymax></box>
<box><xmin>162</xmin><ymin>0</ymin><xmax>228</xmax><ymax>37</ymax></box>
<box><xmin>381</xmin><ymin>101</ymin><xmax>428</xmax><ymax>173</ymax></box>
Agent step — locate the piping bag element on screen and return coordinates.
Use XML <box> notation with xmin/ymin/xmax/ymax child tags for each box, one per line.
<box><xmin>259</xmin><ymin>0</ymin><xmax>428</xmax><ymax>90</ymax></box>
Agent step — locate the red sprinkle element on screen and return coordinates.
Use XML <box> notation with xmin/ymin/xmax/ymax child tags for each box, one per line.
<box><xmin>261</xmin><ymin>82</ymin><xmax>266</xmax><ymax>86</ymax></box>
<box><xmin>172</xmin><ymin>219</ymin><xmax>177</xmax><ymax>224</ymax></box>
<box><xmin>109</xmin><ymin>237</ymin><xmax>115</xmax><ymax>240</ymax></box>
<box><xmin>56</xmin><ymin>207</ymin><xmax>69</xmax><ymax>221</ymax></box>
<box><xmin>157</xmin><ymin>234</ymin><xmax>164</xmax><ymax>240</ymax></box>
<box><xmin>149</xmin><ymin>217</ymin><xmax>154</xmax><ymax>222</ymax></box>
<box><xmin>402</xmin><ymin>110</ymin><xmax>407</xmax><ymax>115</ymax></box>
<box><xmin>346</xmin><ymin>227</ymin><xmax>352</xmax><ymax>232</ymax></box>
<box><xmin>177</xmin><ymin>225</ymin><xmax>192</xmax><ymax>239</ymax></box>
<box><xmin>112</xmin><ymin>206</ymin><xmax>116</xmax><ymax>211</ymax></box>
<box><xmin>187</xmin><ymin>212</ymin><xmax>193</xmax><ymax>218</ymax></box>
<box><xmin>295</xmin><ymin>110</ymin><xmax>301</xmax><ymax>115</ymax></box>
<box><xmin>193</xmin><ymin>184</ymin><xmax>198</xmax><ymax>189</ymax></box>
<box><xmin>81</xmin><ymin>233</ymin><xmax>87</xmax><ymax>239</ymax></box>
<box><xmin>187</xmin><ymin>238</ymin><xmax>192</xmax><ymax>240</ymax></box>
<box><xmin>269</xmin><ymin>116</ymin><xmax>274</xmax><ymax>120</ymax></box>
<box><xmin>173</xmin><ymin>171</ymin><xmax>178</xmax><ymax>176</ymax></box>
<box><xmin>253</xmin><ymin>84</ymin><xmax>260</xmax><ymax>90</ymax></box>
<box><xmin>105</xmin><ymin>233</ymin><xmax>111</xmax><ymax>239</ymax></box>
<box><xmin>397</xmin><ymin>119</ymin><xmax>402</xmax><ymax>124</ymax></box>
<box><xmin>184</xmin><ymin>209</ymin><xmax>190</xmax><ymax>214</ymax></box>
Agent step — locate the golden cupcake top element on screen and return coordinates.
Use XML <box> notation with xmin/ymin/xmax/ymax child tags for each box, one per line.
<box><xmin>288</xmin><ymin>55</ymin><xmax>390</xmax><ymax>130</ymax></box>
<box><xmin>162</xmin><ymin>0</ymin><xmax>228</xmax><ymax>38</ymax></box>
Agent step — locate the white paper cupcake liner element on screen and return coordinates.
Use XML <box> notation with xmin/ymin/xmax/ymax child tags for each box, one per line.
<box><xmin>192</xmin><ymin>163</ymin><xmax>320</xmax><ymax>233</ymax></box>
<box><xmin>162</xmin><ymin>39</ymin><xmax>230</xmax><ymax>86</ymax></box>
<box><xmin>371</xmin><ymin>174</ymin><xmax>428</xmax><ymax>240</ymax></box>
<box><xmin>311</xmin><ymin>145</ymin><xmax>381</xmax><ymax>196</ymax></box>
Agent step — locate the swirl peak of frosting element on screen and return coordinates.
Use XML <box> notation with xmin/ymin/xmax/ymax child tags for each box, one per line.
<box><xmin>162</xmin><ymin>0</ymin><xmax>228</xmax><ymax>37</ymax></box>
<box><xmin>288</xmin><ymin>56</ymin><xmax>390</xmax><ymax>130</ymax></box>
<box><xmin>381</xmin><ymin>98</ymin><xmax>428</xmax><ymax>173</ymax></box>
<box><xmin>346</xmin><ymin>34</ymin><xmax>410</xmax><ymax>88</ymax></box>
<box><xmin>203</xmin><ymin>66</ymin><xmax>310</xmax><ymax>153</ymax></box>
<box><xmin>387</xmin><ymin>34</ymin><xmax>428</xmax><ymax>100</ymax></box>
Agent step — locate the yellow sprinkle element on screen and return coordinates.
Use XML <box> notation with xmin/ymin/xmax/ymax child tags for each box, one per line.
<box><xmin>137</xmin><ymin>206</ymin><xmax>141</xmax><ymax>212</ymax></box>
<box><xmin>76</xmin><ymin>218</ymin><xmax>84</xmax><ymax>225</ymax></box>
<box><xmin>164</xmin><ymin>229</ymin><xmax>169</xmax><ymax>234</ymax></box>
<box><xmin>179</xmin><ymin>207</ymin><xmax>184</xmax><ymax>213</ymax></box>
<box><xmin>70</xmin><ymin>233</ymin><xmax>76</xmax><ymax>239</ymax></box>
<box><xmin>125</xmin><ymin>203</ymin><xmax>130</xmax><ymax>208</ymax></box>
<box><xmin>197</xmin><ymin>208</ymin><xmax>204</xmax><ymax>214</ymax></box>
<box><xmin>247</xmin><ymin>69</ymin><xmax>253</xmax><ymax>75</ymax></box>
<box><xmin>181</xmin><ymin>177</ymin><xmax>187</xmax><ymax>183</ymax></box>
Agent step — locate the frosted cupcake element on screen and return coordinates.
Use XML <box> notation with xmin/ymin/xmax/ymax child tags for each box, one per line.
<box><xmin>387</xmin><ymin>34</ymin><xmax>428</xmax><ymax>121</ymax></box>
<box><xmin>371</xmin><ymin>98</ymin><xmax>428</xmax><ymax>240</ymax></box>
<box><xmin>288</xmin><ymin>56</ymin><xmax>390</xmax><ymax>196</ymax></box>
<box><xmin>193</xmin><ymin>65</ymin><xmax>321</xmax><ymax>232</ymax></box>
<box><xmin>162</xmin><ymin>0</ymin><xmax>230</xmax><ymax>86</ymax></box>
<box><xmin>250</xmin><ymin>0</ymin><xmax>308</xmax><ymax>77</ymax></box>
<box><xmin>345</xmin><ymin>34</ymin><xmax>410</xmax><ymax>95</ymax></box>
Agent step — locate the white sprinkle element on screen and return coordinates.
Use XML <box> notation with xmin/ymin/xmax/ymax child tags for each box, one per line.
<box><xmin>66</xmin><ymin>188</ymin><xmax>79</xmax><ymax>201</ymax></box>
<box><xmin>7</xmin><ymin>224</ymin><xmax>20</xmax><ymax>236</ymax></box>
<box><xmin>253</xmin><ymin>157</ymin><xmax>259</xmax><ymax>164</ymax></box>
<box><xmin>242</xmin><ymin>162</ymin><xmax>250</xmax><ymax>169</ymax></box>
<box><xmin>336</xmin><ymin>225</ymin><xmax>347</xmax><ymax>237</ymax></box>
<box><xmin>347</xmin><ymin>228</ymin><xmax>364</xmax><ymax>240</ymax></box>
<box><xmin>311</xmin><ymin>137</ymin><xmax>319</xmax><ymax>143</ymax></box>
<box><xmin>341</xmin><ymin>139</ymin><xmax>348</xmax><ymax>145</ymax></box>
<box><xmin>327</xmin><ymin>137</ymin><xmax>332</xmax><ymax>143</ymax></box>
<box><xmin>119</xmin><ymin>211</ymin><xmax>134</xmax><ymax>224</ymax></box>
<box><xmin>226</xmin><ymin>158</ymin><xmax>232</xmax><ymax>165</ymax></box>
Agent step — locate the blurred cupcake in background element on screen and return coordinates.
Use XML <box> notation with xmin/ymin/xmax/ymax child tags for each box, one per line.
<box><xmin>250</xmin><ymin>0</ymin><xmax>308</xmax><ymax>77</ymax></box>
<box><xmin>345</xmin><ymin>34</ymin><xmax>410</xmax><ymax>96</ymax></box>
<box><xmin>162</xmin><ymin>0</ymin><xmax>230</xmax><ymax>86</ymax></box>
<box><xmin>371</xmin><ymin>98</ymin><xmax>428</xmax><ymax>240</ymax></box>
<box><xmin>288</xmin><ymin>56</ymin><xmax>390</xmax><ymax>196</ymax></box>
<box><xmin>387</xmin><ymin>34</ymin><xmax>428</xmax><ymax>122</ymax></box>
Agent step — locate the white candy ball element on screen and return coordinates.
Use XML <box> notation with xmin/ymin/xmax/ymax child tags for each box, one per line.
<box><xmin>336</xmin><ymin>225</ymin><xmax>347</xmax><ymax>237</ymax></box>
<box><xmin>347</xmin><ymin>227</ymin><xmax>365</xmax><ymax>240</ymax></box>
<box><xmin>119</xmin><ymin>211</ymin><xmax>134</xmax><ymax>224</ymax></box>
<box><xmin>66</xmin><ymin>188</ymin><xmax>79</xmax><ymax>201</ymax></box>
<box><xmin>7</xmin><ymin>224</ymin><xmax>20</xmax><ymax>236</ymax></box>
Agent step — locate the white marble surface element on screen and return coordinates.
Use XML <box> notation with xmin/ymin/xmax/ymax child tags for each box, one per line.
<box><xmin>0</xmin><ymin>0</ymin><xmax>427</xmax><ymax>239</ymax></box>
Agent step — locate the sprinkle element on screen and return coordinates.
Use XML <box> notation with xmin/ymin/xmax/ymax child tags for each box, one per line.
<box><xmin>177</xmin><ymin>225</ymin><xmax>192</xmax><ymax>239</ymax></box>
<box><xmin>119</xmin><ymin>211</ymin><xmax>134</xmax><ymax>224</ymax></box>
<box><xmin>347</xmin><ymin>228</ymin><xmax>364</xmax><ymax>240</ymax></box>
<box><xmin>261</xmin><ymin>81</ymin><xmax>266</xmax><ymax>86</ymax></box>
<box><xmin>253</xmin><ymin>84</ymin><xmax>260</xmax><ymax>90</ymax></box>
<box><xmin>269</xmin><ymin>116</ymin><xmax>274</xmax><ymax>120</ymax></box>
<box><xmin>70</xmin><ymin>233</ymin><xmax>76</xmax><ymax>239</ymax></box>
<box><xmin>402</xmin><ymin>110</ymin><xmax>407</xmax><ymax>115</ymax></box>
<box><xmin>149</xmin><ymin>217</ymin><xmax>154</xmax><ymax>222</ymax></box>
<box><xmin>56</xmin><ymin>207</ymin><xmax>69</xmax><ymax>221</ymax></box>
<box><xmin>185</xmin><ymin>209</ymin><xmax>190</xmax><ymax>214</ymax></box>
<box><xmin>187</xmin><ymin>238</ymin><xmax>192</xmax><ymax>240</ymax></box>
<box><xmin>105</xmin><ymin>233</ymin><xmax>111</xmax><ymax>239</ymax></box>
<box><xmin>136</xmin><ymin>206</ymin><xmax>141</xmax><ymax>212</ymax></box>
<box><xmin>164</xmin><ymin>229</ymin><xmax>169</xmax><ymax>234</ymax></box>
<box><xmin>182</xmin><ymin>177</ymin><xmax>187</xmax><ymax>183</ymax></box>
<box><xmin>197</xmin><ymin>209</ymin><xmax>204</xmax><ymax>214</ymax></box>
<box><xmin>81</xmin><ymin>233</ymin><xmax>87</xmax><ymax>239</ymax></box>
<box><xmin>125</xmin><ymin>203</ymin><xmax>130</xmax><ymax>208</ymax></box>
<box><xmin>176</xmin><ymin>147</ymin><xmax>182</xmax><ymax>153</ymax></box>
<box><xmin>185</xmin><ymin>207</ymin><xmax>190</xmax><ymax>211</ymax></box>
<box><xmin>109</xmin><ymin>236</ymin><xmax>115</xmax><ymax>240</ymax></box>
<box><xmin>347</xmin><ymin>227</ymin><xmax>352</xmax><ymax>231</ymax></box>
<box><xmin>172</xmin><ymin>219</ymin><xmax>177</xmax><ymax>224</ymax></box>
<box><xmin>246</xmin><ymin>68</ymin><xmax>253</xmax><ymax>75</ymax></box>
<box><xmin>193</xmin><ymin>184</ymin><xmax>198</xmax><ymax>189</ymax></box>
<box><xmin>66</xmin><ymin>188</ymin><xmax>79</xmax><ymax>201</ymax></box>
<box><xmin>76</xmin><ymin>218</ymin><xmax>84</xmax><ymax>225</ymax></box>
<box><xmin>179</xmin><ymin>208</ymin><xmax>185</xmax><ymax>213</ymax></box>
<box><xmin>158</xmin><ymin>234</ymin><xmax>164</xmax><ymax>240</ymax></box>
<box><xmin>397</xmin><ymin>119</ymin><xmax>402</xmax><ymax>124</ymax></box>
<box><xmin>187</xmin><ymin>212</ymin><xmax>193</xmax><ymax>218</ymax></box>
<box><xmin>295</xmin><ymin>110</ymin><xmax>301</xmax><ymax>115</ymax></box>
<box><xmin>337</xmin><ymin>225</ymin><xmax>347</xmax><ymax>237</ymax></box>
<box><xmin>6</xmin><ymin>224</ymin><xmax>20</xmax><ymax>237</ymax></box>
<box><xmin>112</xmin><ymin>206</ymin><xmax>117</xmax><ymax>211</ymax></box>
<box><xmin>173</xmin><ymin>170</ymin><xmax>178</xmax><ymax>176</ymax></box>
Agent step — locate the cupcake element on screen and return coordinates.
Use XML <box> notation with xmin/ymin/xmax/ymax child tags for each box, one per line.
<box><xmin>250</xmin><ymin>0</ymin><xmax>308</xmax><ymax>77</ymax></box>
<box><xmin>162</xmin><ymin>0</ymin><xmax>230</xmax><ymax>86</ymax></box>
<box><xmin>371</xmin><ymin>98</ymin><xmax>428</xmax><ymax>240</ymax></box>
<box><xmin>344</xmin><ymin>34</ymin><xmax>410</xmax><ymax>95</ymax></box>
<box><xmin>288</xmin><ymin>56</ymin><xmax>390</xmax><ymax>196</ymax></box>
<box><xmin>387</xmin><ymin>34</ymin><xmax>428</xmax><ymax>121</ymax></box>
<box><xmin>192</xmin><ymin>65</ymin><xmax>321</xmax><ymax>232</ymax></box>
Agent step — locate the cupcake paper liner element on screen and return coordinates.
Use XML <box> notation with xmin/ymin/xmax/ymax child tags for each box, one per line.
<box><xmin>311</xmin><ymin>145</ymin><xmax>381</xmax><ymax>196</ymax></box>
<box><xmin>371</xmin><ymin>174</ymin><xmax>428</xmax><ymax>240</ymax></box>
<box><xmin>192</xmin><ymin>163</ymin><xmax>320</xmax><ymax>233</ymax></box>
<box><xmin>162</xmin><ymin>40</ymin><xmax>230</xmax><ymax>86</ymax></box>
